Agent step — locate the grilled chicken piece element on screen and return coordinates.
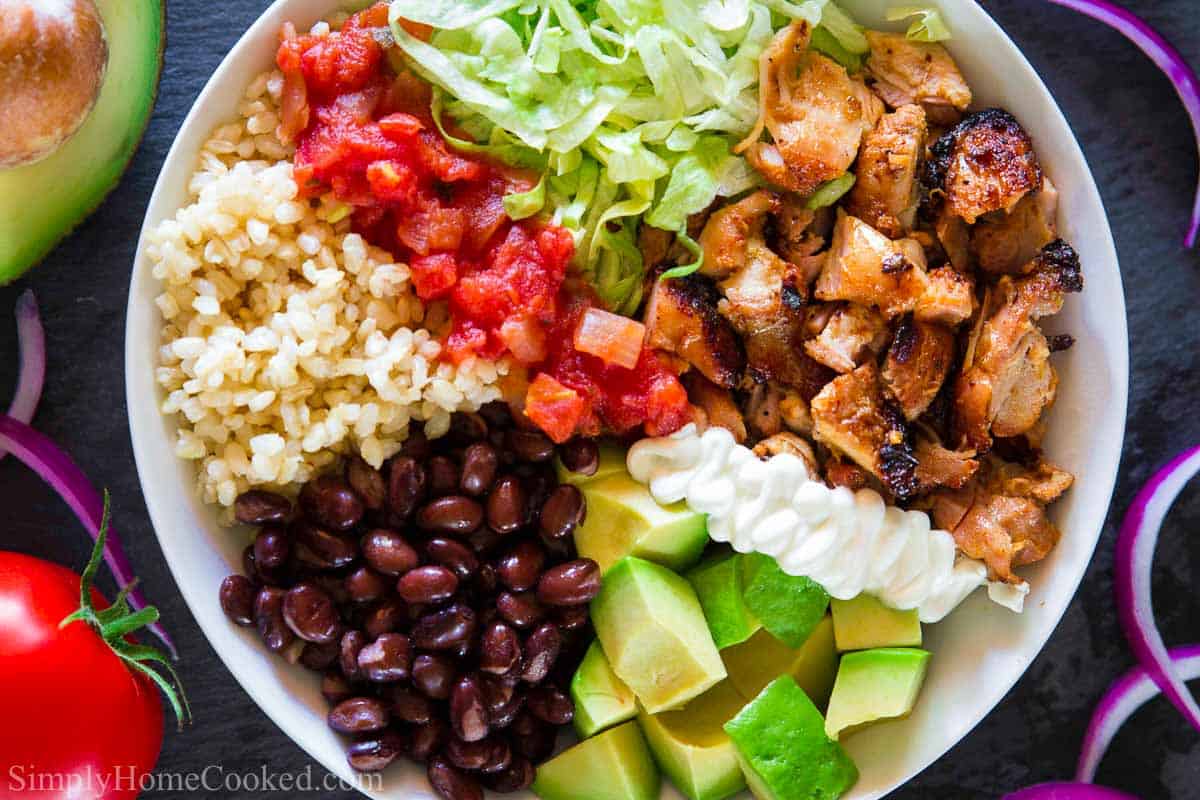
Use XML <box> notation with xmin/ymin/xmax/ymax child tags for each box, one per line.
<box><xmin>882</xmin><ymin>317</ymin><xmax>956</xmax><ymax>420</ymax></box>
<box><xmin>825</xmin><ymin>459</ymin><xmax>871</xmax><ymax>491</ymax></box>
<box><xmin>772</xmin><ymin>193</ymin><xmax>822</xmax><ymax>263</ymax></box>
<box><xmin>815</xmin><ymin>211</ymin><xmax>931</xmax><ymax>317</ymax></box>
<box><xmin>913</xmin><ymin>437</ymin><xmax>978</xmax><ymax>493</ymax></box>
<box><xmin>805</xmin><ymin>303</ymin><xmax>890</xmax><ymax>373</ymax></box>
<box><xmin>926</xmin><ymin>109</ymin><xmax>1043</xmax><ymax>224</ymax></box>
<box><xmin>780</xmin><ymin>387</ymin><xmax>815</xmax><ymax>436</ymax></box>
<box><xmin>753</xmin><ymin>432</ymin><xmax>820</xmax><ymax>477</ymax></box>
<box><xmin>742</xmin><ymin>379</ymin><xmax>783</xmax><ymax>439</ymax></box>
<box><xmin>864</xmin><ymin>31</ymin><xmax>972</xmax><ymax>125</ymax></box>
<box><xmin>972</xmin><ymin>177</ymin><xmax>1059</xmax><ymax>275</ymax></box>
<box><xmin>846</xmin><ymin>104</ymin><xmax>928</xmax><ymax>238</ymax></box>
<box><xmin>934</xmin><ymin>203</ymin><xmax>973</xmax><ymax>272</ymax></box>
<box><xmin>811</xmin><ymin>363</ymin><xmax>918</xmax><ymax>498</ymax></box>
<box><xmin>915</xmin><ymin>266</ymin><xmax>975</xmax><ymax>326</ymax></box>
<box><xmin>644</xmin><ymin>275</ymin><xmax>746</xmax><ymax>389</ymax></box>
<box><xmin>698</xmin><ymin>190</ymin><xmax>778</xmax><ymax>279</ymax></box>
<box><xmin>639</xmin><ymin>224</ymin><xmax>674</xmax><ymax>270</ymax></box>
<box><xmin>683</xmin><ymin>372</ymin><xmax>747</xmax><ymax>443</ymax></box>
<box><xmin>932</xmin><ymin>482</ymin><xmax>1060</xmax><ymax>584</ymax></box>
<box><xmin>738</xmin><ymin>22</ymin><xmax>883</xmax><ymax>196</ymax></box>
<box><xmin>988</xmin><ymin>457</ymin><xmax>1074</xmax><ymax>504</ymax></box>
<box><xmin>954</xmin><ymin>241</ymin><xmax>1083</xmax><ymax>450</ymax></box>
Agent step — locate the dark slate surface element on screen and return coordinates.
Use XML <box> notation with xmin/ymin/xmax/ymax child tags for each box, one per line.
<box><xmin>0</xmin><ymin>1</ymin><xmax>1197</xmax><ymax>797</ymax></box>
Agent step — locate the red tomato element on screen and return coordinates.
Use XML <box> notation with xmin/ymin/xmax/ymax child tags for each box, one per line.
<box><xmin>0</xmin><ymin>552</ymin><xmax>163</xmax><ymax>799</ymax></box>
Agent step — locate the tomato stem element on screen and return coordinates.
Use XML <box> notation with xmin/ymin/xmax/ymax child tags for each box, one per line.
<box><xmin>60</xmin><ymin>492</ymin><xmax>192</xmax><ymax>730</ymax></box>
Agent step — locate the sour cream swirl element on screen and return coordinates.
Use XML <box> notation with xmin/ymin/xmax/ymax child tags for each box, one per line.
<box><xmin>627</xmin><ymin>425</ymin><xmax>1028</xmax><ymax>623</ymax></box>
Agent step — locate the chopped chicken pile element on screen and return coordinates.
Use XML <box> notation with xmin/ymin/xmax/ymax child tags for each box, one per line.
<box><xmin>638</xmin><ymin>21</ymin><xmax>1082</xmax><ymax>587</ymax></box>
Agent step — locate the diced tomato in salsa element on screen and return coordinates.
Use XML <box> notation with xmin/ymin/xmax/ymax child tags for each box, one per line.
<box><xmin>277</xmin><ymin>4</ymin><xmax>689</xmax><ymax>441</ymax></box>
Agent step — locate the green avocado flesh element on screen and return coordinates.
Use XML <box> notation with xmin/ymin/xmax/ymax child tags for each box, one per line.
<box><xmin>741</xmin><ymin>553</ymin><xmax>830</xmax><ymax>648</ymax></box>
<box><xmin>572</xmin><ymin>640</ymin><xmax>638</xmax><ymax>738</ymax></box>
<box><xmin>556</xmin><ymin>440</ymin><xmax>629</xmax><ymax>486</ymax></box>
<box><xmin>591</xmin><ymin>557</ymin><xmax>727</xmax><ymax>714</ymax></box>
<box><xmin>824</xmin><ymin>648</ymin><xmax>931</xmax><ymax>740</ymax></box>
<box><xmin>830</xmin><ymin>594</ymin><xmax>922</xmax><ymax>652</ymax></box>
<box><xmin>724</xmin><ymin>677</ymin><xmax>859</xmax><ymax>800</ymax></box>
<box><xmin>638</xmin><ymin>680</ymin><xmax>747</xmax><ymax>800</ymax></box>
<box><xmin>721</xmin><ymin>616</ymin><xmax>839</xmax><ymax>710</ymax></box>
<box><xmin>574</xmin><ymin>474</ymin><xmax>709</xmax><ymax>574</ymax></box>
<box><xmin>0</xmin><ymin>0</ymin><xmax>164</xmax><ymax>282</ymax></box>
<box><xmin>532</xmin><ymin>721</ymin><xmax>661</xmax><ymax>800</ymax></box>
<box><xmin>687</xmin><ymin>550</ymin><xmax>761</xmax><ymax>650</ymax></box>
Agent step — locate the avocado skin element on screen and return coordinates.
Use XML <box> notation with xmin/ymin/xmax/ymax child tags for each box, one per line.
<box><xmin>0</xmin><ymin>0</ymin><xmax>166</xmax><ymax>283</ymax></box>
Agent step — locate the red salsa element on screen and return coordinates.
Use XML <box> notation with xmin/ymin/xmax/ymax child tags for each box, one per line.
<box><xmin>276</xmin><ymin>5</ymin><xmax>689</xmax><ymax>442</ymax></box>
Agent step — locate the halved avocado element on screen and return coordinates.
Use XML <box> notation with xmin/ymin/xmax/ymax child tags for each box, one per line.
<box><xmin>0</xmin><ymin>0</ymin><xmax>165</xmax><ymax>283</ymax></box>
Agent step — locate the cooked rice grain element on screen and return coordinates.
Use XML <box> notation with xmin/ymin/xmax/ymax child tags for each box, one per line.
<box><xmin>147</xmin><ymin>70</ymin><xmax>509</xmax><ymax>510</ymax></box>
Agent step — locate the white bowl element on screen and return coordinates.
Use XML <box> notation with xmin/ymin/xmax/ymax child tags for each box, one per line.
<box><xmin>125</xmin><ymin>1</ymin><xmax>1129</xmax><ymax>797</ymax></box>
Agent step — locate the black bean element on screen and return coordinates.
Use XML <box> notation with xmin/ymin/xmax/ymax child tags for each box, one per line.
<box><xmin>300</xmin><ymin>475</ymin><xmax>365</xmax><ymax>531</ymax></box>
<box><xmin>299</xmin><ymin>640</ymin><xmax>340</xmax><ymax>671</ymax></box>
<box><xmin>400</xmin><ymin>430</ymin><xmax>432</xmax><ymax>461</ymax></box>
<box><xmin>507</xmin><ymin>429</ymin><xmax>555</xmax><ymax>463</ymax></box>
<box><xmin>425</xmin><ymin>537</ymin><xmax>479</xmax><ymax>580</ymax></box>
<box><xmin>387</xmin><ymin>456</ymin><xmax>427</xmax><ymax>520</ymax></box>
<box><xmin>521</xmin><ymin>623</ymin><xmax>562</xmax><ymax>685</ymax></box>
<box><xmin>412</xmin><ymin>653</ymin><xmax>457</xmax><ymax>700</ymax></box>
<box><xmin>347</xmin><ymin>730</ymin><xmax>405</xmax><ymax>772</ymax></box>
<box><xmin>345</xmin><ymin>456</ymin><xmax>386</xmax><ymax>511</ymax></box>
<box><xmin>418</xmin><ymin>496</ymin><xmax>484</xmax><ymax>536</ymax></box>
<box><xmin>388</xmin><ymin>685</ymin><xmax>435</xmax><ymax>724</ymax></box>
<box><xmin>536</xmin><ymin>559</ymin><xmax>601</xmax><ymax>607</ymax></box>
<box><xmin>512</xmin><ymin>724</ymin><xmax>557</xmax><ymax>763</ymax></box>
<box><xmin>428</xmin><ymin>455</ymin><xmax>461</xmax><ymax>497</ymax></box>
<box><xmin>327</xmin><ymin>697</ymin><xmax>389</xmax><ymax>734</ymax></box>
<box><xmin>447</xmin><ymin>412</ymin><xmax>489</xmax><ymax>446</ymax></box>
<box><xmin>526</xmin><ymin>686</ymin><xmax>574</xmax><ymax>725</ymax></box>
<box><xmin>398</xmin><ymin>566</ymin><xmax>459</xmax><ymax>604</ymax></box>
<box><xmin>495</xmin><ymin>540</ymin><xmax>546</xmax><ymax>593</ymax></box>
<box><xmin>234</xmin><ymin>490</ymin><xmax>292</xmax><ymax>525</ymax></box>
<box><xmin>357</xmin><ymin>632</ymin><xmax>412</xmax><ymax>682</ymax></box>
<box><xmin>485</xmin><ymin>476</ymin><xmax>526</xmax><ymax>535</ymax></box>
<box><xmin>484</xmin><ymin>756</ymin><xmax>535</xmax><ymax>793</ymax></box>
<box><xmin>557</xmin><ymin>438</ymin><xmax>599</xmax><ymax>477</ymax></box>
<box><xmin>552</xmin><ymin>604</ymin><xmax>590</xmax><ymax>632</ymax></box>
<box><xmin>480</xmin><ymin>675</ymin><xmax>524</xmax><ymax>729</ymax></box>
<box><xmin>292</xmin><ymin>520</ymin><xmax>357</xmax><ymax>568</ymax></box>
<box><xmin>473</xmin><ymin>564</ymin><xmax>498</xmax><ymax>597</ymax></box>
<box><xmin>364</xmin><ymin>598</ymin><xmax>405</xmax><ymax>639</ymax></box>
<box><xmin>321</xmin><ymin>671</ymin><xmax>353</xmax><ymax>705</ymax></box>
<box><xmin>459</xmin><ymin>443</ymin><xmax>499</xmax><ymax>497</ymax></box>
<box><xmin>361</xmin><ymin>528</ymin><xmax>420</xmax><ymax>576</ymax></box>
<box><xmin>450</xmin><ymin>674</ymin><xmax>489</xmax><ymax>743</ymax></box>
<box><xmin>467</xmin><ymin>526</ymin><xmax>504</xmax><ymax>558</ymax></box>
<box><xmin>539</xmin><ymin>485</ymin><xmax>586</xmax><ymax>540</ymax></box>
<box><xmin>409</xmin><ymin>718</ymin><xmax>449</xmax><ymax>763</ymax></box>
<box><xmin>496</xmin><ymin>591</ymin><xmax>545</xmax><ymax>629</ymax></box>
<box><xmin>428</xmin><ymin>757</ymin><xmax>483</xmax><ymax>800</ymax></box>
<box><xmin>413</xmin><ymin>604</ymin><xmax>478</xmax><ymax>651</ymax></box>
<box><xmin>219</xmin><ymin>574</ymin><xmax>256</xmax><ymax>626</ymax></box>
<box><xmin>253</xmin><ymin>587</ymin><xmax>294</xmax><ymax>652</ymax></box>
<box><xmin>478</xmin><ymin>401</ymin><xmax>513</xmax><ymax>430</ymax></box>
<box><xmin>282</xmin><ymin>582</ymin><xmax>341</xmax><ymax>644</ymax></box>
<box><xmin>339</xmin><ymin>630</ymin><xmax>367</xmax><ymax>681</ymax></box>
<box><xmin>251</xmin><ymin>525</ymin><xmax>290</xmax><ymax>572</ymax></box>
<box><xmin>479</xmin><ymin>621</ymin><xmax>522</xmax><ymax>676</ymax></box>
<box><xmin>446</xmin><ymin>736</ymin><xmax>510</xmax><ymax>773</ymax></box>
<box><xmin>344</xmin><ymin>566</ymin><xmax>389</xmax><ymax>604</ymax></box>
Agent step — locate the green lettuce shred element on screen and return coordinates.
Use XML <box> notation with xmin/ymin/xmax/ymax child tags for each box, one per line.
<box><xmin>806</xmin><ymin>172</ymin><xmax>856</xmax><ymax>209</ymax></box>
<box><xmin>885</xmin><ymin>6</ymin><xmax>952</xmax><ymax>42</ymax></box>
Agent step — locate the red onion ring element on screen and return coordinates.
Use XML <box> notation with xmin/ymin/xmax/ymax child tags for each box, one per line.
<box><xmin>1004</xmin><ymin>784</ymin><xmax>1137</xmax><ymax>800</ymax></box>
<box><xmin>1115</xmin><ymin>446</ymin><xmax>1200</xmax><ymax>731</ymax></box>
<box><xmin>1076</xmin><ymin>644</ymin><xmax>1200</xmax><ymax>782</ymax></box>
<box><xmin>1</xmin><ymin>290</ymin><xmax>45</xmax><ymax>460</ymax></box>
<box><xmin>0</xmin><ymin>414</ymin><xmax>178</xmax><ymax>658</ymax></box>
<box><xmin>1046</xmin><ymin>0</ymin><xmax>1200</xmax><ymax>247</ymax></box>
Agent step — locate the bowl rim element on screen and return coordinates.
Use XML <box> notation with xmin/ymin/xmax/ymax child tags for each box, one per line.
<box><xmin>125</xmin><ymin>1</ymin><xmax>1129</xmax><ymax>797</ymax></box>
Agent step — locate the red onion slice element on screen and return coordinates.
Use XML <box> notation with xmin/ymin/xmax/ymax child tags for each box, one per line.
<box><xmin>1</xmin><ymin>290</ymin><xmax>45</xmax><ymax>460</ymax></box>
<box><xmin>1115</xmin><ymin>445</ymin><xmax>1200</xmax><ymax>731</ymax></box>
<box><xmin>1005</xmin><ymin>784</ymin><xmax>1137</xmax><ymax>800</ymax></box>
<box><xmin>1046</xmin><ymin>0</ymin><xmax>1200</xmax><ymax>247</ymax></box>
<box><xmin>1076</xmin><ymin>644</ymin><xmax>1200</xmax><ymax>782</ymax></box>
<box><xmin>0</xmin><ymin>413</ymin><xmax>178</xmax><ymax>658</ymax></box>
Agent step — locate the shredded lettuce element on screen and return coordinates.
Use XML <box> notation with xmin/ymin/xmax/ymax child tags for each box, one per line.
<box><xmin>885</xmin><ymin>6</ymin><xmax>952</xmax><ymax>42</ymax></box>
<box><xmin>811</xmin><ymin>26</ymin><xmax>864</xmax><ymax>71</ymax></box>
<box><xmin>503</xmin><ymin>176</ymin><xmax>546</xmax><ymax>219</ymax></box>
<box><xmin>388</xmin><ymin>0</ymin><xmax>828</xmax><ymax>312</ymax></box>
<box><xmin>806</xmin><ymin>172</ymin><xmax>856</xmax><ymax>209</ymax></box>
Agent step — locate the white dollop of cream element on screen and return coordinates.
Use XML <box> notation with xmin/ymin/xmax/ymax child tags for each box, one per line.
<box><xmin>627</xmin><ymin>425</ymin><xmax>1028</xmax><ymax>623</ymax></box>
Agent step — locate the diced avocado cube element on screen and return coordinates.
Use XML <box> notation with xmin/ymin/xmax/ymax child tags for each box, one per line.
<box><xmin>572</xmin><ymin>640</ymin><xmax>638</xmax><ymax>738</ymax></box>
<box><xmin>741</xmin><ymin>553</ymin><xmax>830</xmax><ymax>648</ymax></box>
<box><xmin>637</xmin><ymin>681</ymin><xmax>747</xmax><ymax>800</ymax></box>
<box><xmin>556</xmin><ymin>440</ymin><xmax>629</xmax><ymax>486</ymax></box>
<box><xmin>830</xmin><ymin>594</ymin><xmax>922</xmax><ymax>651</ymax></box>
<box><xmin>722</xmin><ymin>616</ymin><xmax>838</xmax><ymax>710</ymax></box>
<box><xmin>724</xmin><ymin>677</ymin><xmax>859</xmax><ymax>800</ymax></box>
<box><xmin>574</xmin><ymin>474</ymin><xmax>709</xmax><ymax>574</ymax></box>
<box><xmin>687</xmin><ymin>549</ymin><xmax>762</xmax><ymax>650</ymax></box>
<box><xmin>532</xmin><ymin>721</ymin><xmax>660</xmax><ymax>800</ymax></box>
<box><xmin>824</xmin><ymin>647</ymin><xmax>931</xmax><ymax>740</ymax></box>
<box><xmin>592</xmin><ymin>557</ymin><xmax>727</xmax><ymax>714</ymax></box>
